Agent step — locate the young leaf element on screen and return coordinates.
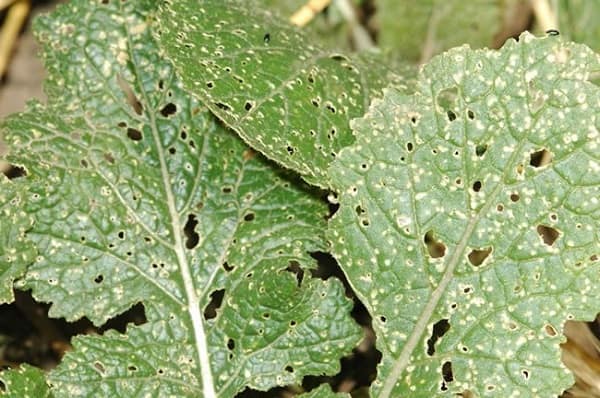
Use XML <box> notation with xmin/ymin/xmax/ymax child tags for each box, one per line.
<box><xmin>0</xmin><ymin>176</ymin><xmax>35</xmax><ymax>304</ymax></box>
<box><xmin>156</xmin><ymin>0</ymin><xmax>410</xmax><ymax>187</ymax></box>
<box><xmin>329</xmin><ymin>33</ymin><xmax>600</xmax><ymax>396</ymax></box>
<box><xmin>1</xmin><ymin>1</ymin><xmax>361</xmax><ymax>396</ymax></box>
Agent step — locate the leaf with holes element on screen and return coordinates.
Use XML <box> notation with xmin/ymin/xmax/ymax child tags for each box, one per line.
<box><xmin>156</xmin><ymin>0</ymin><xmax>411</xmax><ymax>188</ymax></box>
<box><xmin>0</xmin><ymin>1</ymin><xmax>361</xmax><ymax>396</ymax></box>
<box><xmin>328</xmin><ymin>33</ymin><xmax>600</xmax><ymax>396</ymax></box>
<box><xmin>0</xmin><ymin>176</ymin><xmax>35</xmax><ymax>304</ymax></box>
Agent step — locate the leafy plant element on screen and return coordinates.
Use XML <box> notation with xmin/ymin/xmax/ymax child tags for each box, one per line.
<box><xmin>1</xmin><ymin>0</ymin><xmax>600</xmax><ymax>397</ymax></box>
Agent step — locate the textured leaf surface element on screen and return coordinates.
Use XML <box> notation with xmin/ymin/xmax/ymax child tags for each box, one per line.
<box><xmin>0</xmin><ymin>364</ymin><xmax>51</xmax><ymax>398</ymax></box>
<box><xmin>0</xmin><ymin>176</ymin><xmax>35</xmax><ymax>304</ymax></box>
<box><xmin>376</xmin><ymin>0</ymin><xmax>514</xmax><ymax>62</ymax></box>
<box><xmin>329</xmin><ymin>33</ymin><xmax>600</xmax><ymax>396</ymax></box>
<box><xmin>1</xmin><ymin>1</ymin><xmax>361</xmax><ymax>396</ymax></box>
<box><xmin>157</xmin><ymin>0</ymin><xmax>409</xmax><ymax>187</ymax></box>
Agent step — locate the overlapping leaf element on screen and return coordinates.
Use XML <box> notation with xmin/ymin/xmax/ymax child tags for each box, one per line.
<box><xmin>329</xmin><ymin>33</ymin><xmax>600</xmax><ymax>396</ymax></box>
<box><xmin>0</xmin><ymin>1</ymin><xmax>361</xmax><ymax>396</ymax></box>
<box><xmin>156</xmin><ymin>0</ymin><xmax>410</xmax><ymax>187</ymax></box>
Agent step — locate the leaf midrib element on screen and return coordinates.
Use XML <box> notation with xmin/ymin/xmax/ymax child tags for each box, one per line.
<box><xmin>122</xmin><ymin>10</ymin><xmax>216</xmax><ymax>397</ymax></box>
<box><xmin>379</xmin><ymin>84</ymin><xmax>533</xmax><ymax>397</ymax></box>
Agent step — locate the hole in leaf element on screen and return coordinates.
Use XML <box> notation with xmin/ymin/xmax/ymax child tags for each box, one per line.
<box><xmin>544</xmin><ymin>324</ymin><xmax>557</xmax><ymax>336</ymax></box>
<box><xmin>94</xmin><ymin>361</ymin><xmax>106</xmax><ymax>374</ymax></box>
<box><xmin>222</xmin><ymin>262</ymin><xmax>234</xmax><ymax>272</ymax></box>
<box><xmin>467</xmin><ymin>110</ymin><xmax>475</xmax><ymax>120</ymax></box>
<box><xmin>426</xmin><ymin>319</ymin><xmax>450</xmax><ymax>356</ymax></box>
<box><xmin>510</xmin><ymin>193</ymin><xmax>520</xmax><ymax>202</ymax></box>
<box><xmin>286</xmin><ymin>146</ymin><xmax>295</xmax><ymax>155</ymax></box>
<box><xmin>496</xmin><ymin>204</ymin><xmax>504</xmax><ymax>212</ymax></box>
<box><xmin>206</xmin><ymin>81</ymin><xmax>214</xmax><ymax>89</ymax></box>
<box><xmin>516</xmin><ymin>164</ymin><xmax>524</xmax><ymax>175</ymax></box>
<box><xmin>116</xmin><ymin>74</ymin><xmax>143</xmax><ymax>115</ymax></box>
<box><xmin>244</xmin><ymin>101</ymin><xmax>253</xmax><ymax>111</ymax></box>
<box><xmin>537</xmin><ymin>225</ymin><xmax>560</xmax><ymax>246</ymax></box>
<box><xmin>442</xmin><ymin>361</ymin><xmax>454</xmax><ymax>382</ymax></box>
<box><xmin>243</xmin><ymin>212</ymin><xmax>255</xmax><ymax>222</ymax></box>
<box><xmin>215</xmin><ymin>102</ymin><xmax>231</xmax><ymax>111</ymax></box>
<box><xmin>447</xmin><ymin>110</ymin><xmax>457</xmax><ymax>122</ymax></box>
<box><xmin>475</xmin><ymin>144</ymin><xmax>487</xmax><ymax>157</ymax></box>
<box><xmin>263</xmin><ymin>32</ymin><xmax>270</xmax><ymax>43</ymax></box>
<box><xmin>127</xmin><ymin>128</ymin><xmax>143</xmax><ymax>141</ymax></box>
<box><xmin>285</xmin><ymin>260</ymin><xmax>304</xmax><ymax>287</ymax></box>
<box><xmin>285</xmin><ymin>365</ymin><xmax>293</xmax><ymax>373</ymax></box>
<box><xmin>203</xmin><ymin>289</ymin><xmax>225</xmax><ymax>320</ymax></box>
<box><xmin>529</xmin><ymin>148</ymin><xmax>553</xmax><ymax>168</ymax></box>
<box><xmin>424</xmin><ymin>231</ymin><xmax>446</xmax><ymax>258</ymax></box>
<box><xmin>227</xmin><ymin>338</ymin><xmax>235</xmax><ymax>350</ymax></box>
<box><xmin>104</xmin><ymin>153</ymin><xmax>115</xmax><ymax>164</ymax></box>
<box><xmin>3</xmin><ymin>165</ymin><xmax>26</xmax><ymax>179</ymax></box>
<box><xmin>94</xmin><ymin>275</ymin><xmax>104</xmax><ymax>284</ymax></box>
<box><xmin>184</xmin><ymin>214</ymin><xmax>199</xmax><ymax>249</ymax></box>
<box><xmin>128</xmin><ymin>365</ymin><xmax>138</xmax><ymax>372</ymax></box>
<box><xmin>468</xmin><ymin>247</ymin><xmax>492</xmax><ymax>266</ymax></box>
<box><xmin>521</xmin><ymin>369</ymin><xmax>530</xmax><ymax>379</ymax></box>
<box><xmin>406</xmin><ymin>142</ymin><xmax>414</xmax><ymax>152</ymax></box>
<box><xmin>160</xmin><ymin>103</ymin><xmax>177</xmax><ymax>117</ymax></box>
<box><xmin>472</xmin><ymin>180</ymin><xmax>482</xmax><ymax>192</ymax></box>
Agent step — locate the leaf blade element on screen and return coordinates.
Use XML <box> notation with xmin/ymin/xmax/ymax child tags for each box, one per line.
<box><xmin>329</xmin><ymin>33</ymin><xmax>600</xmax><ymax>396</ymax></box>
<box><xmin>156</xmin><ymin>0</ymin><xmax>409</xmax><ymax>187</ymax></box>
<box><xmin>1</xmin><ymin>1</ymin><xmax>361</xmax><ymax>395</ymax></box>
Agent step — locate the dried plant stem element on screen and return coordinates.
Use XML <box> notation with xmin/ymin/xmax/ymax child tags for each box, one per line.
<box><xmin>290</xmin><ymin>0</ymin><xmax>332</xmax><ymax>27</ymax></box>
<box><xmin>530</xmin><ymin>0</ymin><xmax>557</xmax><ymax>31</ymax></box>
<box><xmin>0</xmin><ymin>0</ymin><xmax>31</xmax><ymax>78</ymax></box>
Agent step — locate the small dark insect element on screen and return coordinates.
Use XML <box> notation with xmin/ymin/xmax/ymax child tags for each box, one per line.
<box><xmin>546</xmin><ymin>29</ymin><xmax>560</xmax><ymax>36</ymax></box>
<box><xmin>263</xmin><ymin>32</ymin><xmax>271</xmax><ymax>43</ymax></box>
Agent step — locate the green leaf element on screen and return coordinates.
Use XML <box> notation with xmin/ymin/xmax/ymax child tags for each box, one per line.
<box><xmin>0</xmin><ymin>364</ymin><xmax>52</xmax><ymax>398</ymax></box>
<box><xmin>1</xmin><ymin>1</ymin><xmax>360</xmax><ymax>396</ymax></box>
<box><xmin>556</xmin><ymin>0</ymin><xmax>600</xmax><ymax>53</ymax></box>
<box><xmin>156</xmin><ymin>0</ymin><xmax>410</xmax><ymax>187</ymax></box>
<box><xmin>376</xmin><ymin>0</ymin><xmax>519</xmax><ymax>62</ymax></box>
<box><xmin>329</xmin><ymin>33</ymin><xmax>600</xmax><ymax>396</ymax></box>
<box><xmin>0</xmin><ymin>176</ymin><xmax>35</xmax><ymax>304</ymax></box>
